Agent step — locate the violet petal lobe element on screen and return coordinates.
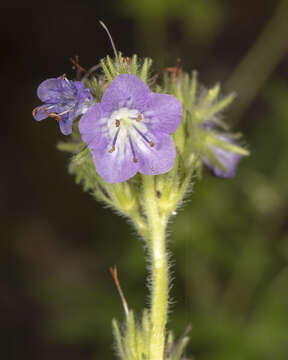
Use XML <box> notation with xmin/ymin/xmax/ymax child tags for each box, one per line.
<box><xmin>101</xmin><ymin>74</ymin><xmax>150</xmax><ymax>113</ymax></box>
<box><xmin>33</xmin><ymin>104</ymin><xmax>63</xmax><ymax>121</ymax></box>
<box><xmin>92</xmin><ymin>141</ymin><xmax>140</xmax><ymax>183</ymax></box>
<box><xmin>79</xmin><ymin>104</ymin><xmax>109</xmax><ymax>150</ymax></box>
<box><xmin>143</xmin><ymin>93</ymin><xmax>182</xmax><ymax>134</ymax></box>
<box><xmin>207</xmin><ymin>145</ymin><xmax>242</xmax><ymax>178</ymax></box>
<box><xmin>37</xmin><ymin>78</ymin><xmax>62</xmax><ymax>103</ymax></box>
<box><xmin>71</xmin><ymin>83</ymin><xmax>93</xmax><ymax>120</ymax></box>
<box><xmin>204</xmin><ymin>135</ymin><xmax>243</xmax><ymax>178</ymax></box>
<box><xmin>59</xmin><ymin>117</ymin><xmax>73</xmax><ymax>136</ymax></box>
<box><xmin>137</xmin><ymin>132</ymin><xmax>176</xmax><ymax>175</ymax></box>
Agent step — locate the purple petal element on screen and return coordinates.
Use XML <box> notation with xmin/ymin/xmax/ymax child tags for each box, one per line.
<box><xmin>204</xmin><ymin>146</ymin><xmax>242</xmax><ymax>178</ymax></box>
<box><xmin>72</xmin><ymin>83</ymin><xmax>93</xmax><ymax>118</ymax></box>
<box><xmin>78</xmin><ymin>103</ymin><xmax>109</xmax><ymax>150</ymax></box>
<box><xmin>101</xmin><ymin>74</ymin><xmax>150</xmax><ymax>113</ymax></box>
<box><xmin>73</xmin><ymin>80</ymin><xmax>89</xmax><ymax>95</ymax></box>
<box><xmin>59</xmin><ymin>116</ymin><xmax>73</xmax><ymax>135</ymax></box>
<box><xmin>137</xmin><ymin>132</ymin><xmax>176</xmax><ymax>175</ymax></box>
<box><xmin>37</xmin><ymin>78</ymin><xmax>63</xmax><ymax>103</ymax></box>
<box><xmin>143</xmin><ymin>93</ymin><xmax>182</xmax><ymax>134</ymax></box>
<box><xmin>60</xmin><ymin>78</ymin><xmax>75</xmax><ymax>94</ymax></box>
<box><xmin>92</xmin><ymin>141</ymin><xmax>139</xmax><ymax>183</ymax></box>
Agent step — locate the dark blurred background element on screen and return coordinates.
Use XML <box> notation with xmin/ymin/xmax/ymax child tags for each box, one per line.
<box><xmin>1</xmin><ymin>0</ymin><xmax>288</xmax><ymax>359</ymax></box>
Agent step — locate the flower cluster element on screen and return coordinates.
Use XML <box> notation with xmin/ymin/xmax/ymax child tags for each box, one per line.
<box><xmin>32</xmin><ymin>53</ymin><xmax>249</xmax><ymax>360</ymax></box>
<box><xmin>165</xmin><ymin>72</ymin><xmax>248</xmax><ymax>180</ymax></box>
<box><xmin>33</xmin><ymin>57</ymin><xmax>248</xmax><ymax>185</ymax></box>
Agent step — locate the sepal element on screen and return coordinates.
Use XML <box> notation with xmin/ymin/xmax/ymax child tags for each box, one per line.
<box><xmin>112</xmin><ymin>311</ymin><xmax>191</xmax><ymax>360</ymax></box>
<box><xmin>100</xmin><ymin>53</ymin><xmax>153</xmax><ymax>84</ymax></box>
<box><xmin>112</xmin><ymin>310</ymin><xmax>150</xmax><ymax>360</ymax></box>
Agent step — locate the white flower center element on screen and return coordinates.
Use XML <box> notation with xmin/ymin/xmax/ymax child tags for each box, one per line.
<box><xmin>107</xmin><ymin>107</ymin><xmax>154</xmax><ymax>162</ymax></box>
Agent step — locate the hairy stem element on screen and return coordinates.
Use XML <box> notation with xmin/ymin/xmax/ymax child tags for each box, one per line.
<box><xmin>142</xmin><ymin>175</ymin><xmax>168</xmax><ymax>360</ymax></box>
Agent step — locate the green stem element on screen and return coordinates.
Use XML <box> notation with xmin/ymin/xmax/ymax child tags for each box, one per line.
<box><xmin>142</xmin><ymin>175</ymin><xmax>168</xmax><ymax>360</ymax></box>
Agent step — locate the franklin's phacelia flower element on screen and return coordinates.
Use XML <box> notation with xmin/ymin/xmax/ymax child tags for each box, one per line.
<box><xmin>203</xmin><ymin>135</ymin><xmax>242</xmax><ymax>178</ymax></box>
<box><xmin>79</xmin><ymin>74</ymin><xmax>182</xmax><ymax>183</ymax></box>
<box><xmin>32</xmin><ymin>75</ymin><xmax>93</xmax><ymax>135</ymax></box>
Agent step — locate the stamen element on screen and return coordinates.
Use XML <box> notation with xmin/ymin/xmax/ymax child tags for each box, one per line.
<box><xmin>42</xmin><ymin>106</ymin><xmax>61</xmax><ymax>122</ymax></box>
<box><xmin>133</xmin><ymin>126</ymin><xmax>155</xmax><ymax>148</ymax></box>
<box><xmin>136</xmin><ymin>115</ymin><xmax>142</xmax><ymax>122</ymax></box>
<box><xmin>128</xmin><ymin>136</ymin><xmax>138</xmax><ymax>163</ymax></box>
<box><xmin>58</xmin><ymin>105</ymin><xmax>75</xmax><ymax>116</ymax></box>
<box><xmin>61</xmin><ymin>73</ymin><xmax>66</xmax><ymax>80</ymax></box>
<box><xmin>115</xmin><ymin>119</ymin><xmax>120</xmax><ymax>127</ymax></box>
<box><xmin>109</xmin><ymin>128</ymin><xmax>120</xmax><ymax>153</ymax></box>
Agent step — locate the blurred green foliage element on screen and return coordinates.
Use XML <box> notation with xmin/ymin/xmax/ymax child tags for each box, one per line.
<box><xmin>120</xmin><ymin>0</ymin><xmax>224</xmax><ymax>39</ymax></box>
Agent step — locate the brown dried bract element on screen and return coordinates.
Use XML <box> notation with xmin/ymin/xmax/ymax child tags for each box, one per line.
<box><xmin>122</xmin><ymin>56</ymin><xmax>131</xmax><ymax>70</ymax></box>
<box><xmin>151</xmin><ymin>58</ymin><xmax>182</xmax><ymax>85</ymax></box>
<box><xmin>70</xmin><ymin>55</ymin><xmax>87</xmax><ymax>73</ymax></box>
<box><xmin>109</xmin><ymin>265</ymin><xmax>129</xmax><ymax>316</ymax></box>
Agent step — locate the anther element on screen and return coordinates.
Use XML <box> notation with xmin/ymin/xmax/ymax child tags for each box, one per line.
<box><xmin>136</xmin><ymin>115</ymin><xmax>142</xmax><ymax>122</ymax></box>
<box><xmin>149</xmin><ymin>141</ymin><xmax>155</xmax><ymax>147</ymax></box>
<box><xmin>61</xmin><ymin>73</ymin><xmax>66</xmax><ymax>80</ymax></box>
<box><xmin>32</xmin><ymin>107</ymin><xmax>39</xmax><ymax>117</ymax></box>
<box><xmin>115</xmin><ymin>119</ymin><xmax>120</xmax><ymax>127</ymax></box>
<box><xmin>42</xmin><ymin>106</ymin><xmax>62</xmax><ymax>122</ymax></box>
<box><xmin>133</xmin><ymin>157</ymin><xmax>138</xmax><ymax>163</ymax></box>
<box><xmin>52</xmin><ymin>114</ymin><xmax>62</xmax><ymax>122</ymax></box>
<box><xmin>109</xmin><ymin>128</ymin><xmax>120</xmax><ymax>153</ymax></box>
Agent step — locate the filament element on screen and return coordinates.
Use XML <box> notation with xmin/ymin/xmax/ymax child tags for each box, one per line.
<box><xmin>133</xmin><ymin>126</ymin><xmax>155</xmax><ymax>147</ymax></box>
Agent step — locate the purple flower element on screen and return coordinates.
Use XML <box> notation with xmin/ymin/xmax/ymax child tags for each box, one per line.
<box><xmin>79</xmin><ymin>74</ymin><xmax>182</xmax><ymax>183</ymax></box>
<box><xmin>203</xmin><ymin>135</ymin><xmax>242</xmax><ymax>178</ymax></box>
<box><xmin>32</xmin><ymin>75</ymin><xmax>93</xmax><ymax>135</ymax></box>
